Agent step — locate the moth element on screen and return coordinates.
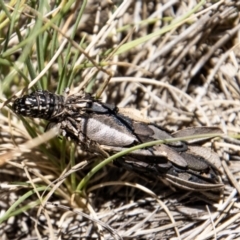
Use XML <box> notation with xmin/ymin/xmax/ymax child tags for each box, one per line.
<box><xmin>12</xmin><ymin>90</ymin><xmax>224</xmax><ymax>193</ymax></box>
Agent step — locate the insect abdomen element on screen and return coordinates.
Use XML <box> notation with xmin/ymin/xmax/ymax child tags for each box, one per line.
<box><xmin>12</xmin><ymin>90</ymin><xmax>64</xmax><ymax>120</ymax></box>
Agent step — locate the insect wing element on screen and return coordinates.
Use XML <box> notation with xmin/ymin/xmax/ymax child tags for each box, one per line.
<box><xmin>172</xmin><ymin>127</ymin><xmax>223</xmax><ymax>144</ymax></box>
<box><xmin>79</xmin><ymin>114</ymin><xmax>137</xmax><ymax>146</ymax></box>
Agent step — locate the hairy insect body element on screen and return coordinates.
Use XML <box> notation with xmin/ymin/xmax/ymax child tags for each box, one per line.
<box><xmin>12</xmin><ymin>90</ymin><xmax>223</xmax><ymax>194</ymax></box>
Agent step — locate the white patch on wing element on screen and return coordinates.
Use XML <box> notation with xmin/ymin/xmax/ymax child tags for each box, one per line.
<box><xmin>83</xmin><ymin>118</ymin><xmax>136</xmax><ymax>146</ymax></box>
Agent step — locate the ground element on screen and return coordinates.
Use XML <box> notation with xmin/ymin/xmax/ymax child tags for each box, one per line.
<box><xmin>0</xmin><ymin>1</ymin><xmax>240</xmax><ymax>239</ymax></box>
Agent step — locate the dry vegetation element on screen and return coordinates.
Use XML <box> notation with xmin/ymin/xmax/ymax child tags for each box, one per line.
<box><xmin>0</xmin><ymin>0</ymin><xmax>240</xmax><ymax>239</ymax></box>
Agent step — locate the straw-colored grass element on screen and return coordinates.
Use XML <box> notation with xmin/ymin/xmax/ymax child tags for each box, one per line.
<box><xmin>0</xmin><ymin>0</ymin><xmax>240</xmax><ymax>239</ymax></box>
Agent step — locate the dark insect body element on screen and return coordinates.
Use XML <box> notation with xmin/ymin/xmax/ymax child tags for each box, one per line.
<box><xmin>12</xmin><ymin>90</ymin><xmax>223</xmax><ymax>195</ymax></box>
<box><xmin>12</xmin><ymin>90</ymin><xmax>65</xmax><ymax>120</ymax></box>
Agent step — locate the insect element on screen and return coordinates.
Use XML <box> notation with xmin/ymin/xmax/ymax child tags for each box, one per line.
<box><xmin>12</xmin><ymin>90</ymin><xmax>224</xmax><ymax>194</ymax></box>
